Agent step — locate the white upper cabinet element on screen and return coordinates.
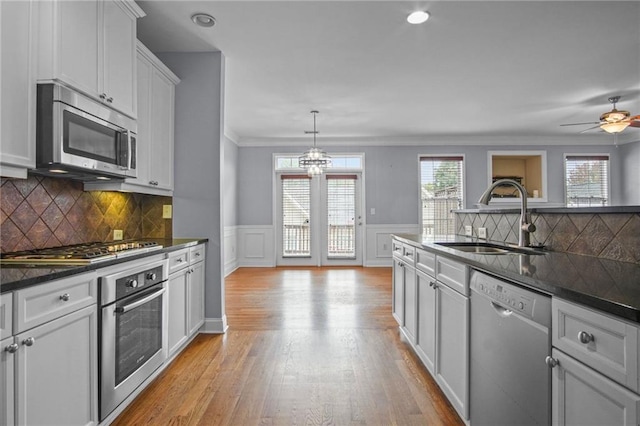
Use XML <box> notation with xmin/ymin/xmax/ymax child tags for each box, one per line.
<box><xmin>85</xmin><ymin>41</ymin><xmax>179</xmax><ymax>195</ymax></box>
<box><xmin>0</xmin><ymin>0</ymin><xmax>36</xmax><ymax>178</ymax></box>
<box><xmin>36</xmin><ymin>0</ymin><xmax>144</xmax><ymax>118</ymax></box>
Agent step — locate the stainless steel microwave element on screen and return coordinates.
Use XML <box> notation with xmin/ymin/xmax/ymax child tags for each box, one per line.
<box><xmin>35</xmin><ymin>83</ymin><xmax>137</xmax><ymax>180</ymax></box>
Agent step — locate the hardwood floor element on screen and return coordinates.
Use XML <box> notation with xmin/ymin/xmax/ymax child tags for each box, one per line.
<box><xmin>112</xmin><ymin>267</ymin><xmax>463</xmax><ymax>425</ymax></box>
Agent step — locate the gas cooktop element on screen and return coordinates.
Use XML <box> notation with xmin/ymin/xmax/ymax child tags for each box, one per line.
<box><xmin>0</xmin><ymin>241</ymin><xmax>163</xmax><ymax>265</ymax></box>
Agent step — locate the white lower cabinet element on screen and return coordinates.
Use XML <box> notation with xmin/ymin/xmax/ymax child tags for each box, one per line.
<box><xmin>391</xmin><ymin>239</ymin><xmax>469</xmax><ymax>421</ymax></box>
<box><xmin>167</xmin><ymin>257</ymin><xmax>189</xmax><ymax>357</ymax></box>
<box><xmin>167</xmin><ymin>245</ymin><xmax>206</xmax><ymax>357</ymax></box>
<box><xmin>434</xmin><ymin>280</ymin><xmax>469</xmax><ymax>420</ymax></box>
<box><xmin>415</xmin><ymin>269</ymin><xmax>436</xmax><ymax>374</ymax></box>
<box><xmin>1</xmin><ymin>336</ymin><xmax>15</xmax><ymax>426</ymax></box>
<box><xmin>551</xmin><ymin>348</ymin><xmax>640</xmax><ymax>426</ymax></box>
<box><xmin>392</xmin><ymin>257</ymin><xmax>405</xmax><ymax>326</ymax></box>
<box><xmin>16</xmin><ymin>304</ymin><xmax>98</xmax><ymax>426</ymax></box>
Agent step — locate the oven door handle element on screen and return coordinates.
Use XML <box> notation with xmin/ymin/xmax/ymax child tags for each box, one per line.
<box><xmin>115</xmin><ymin>287</ymin><xmax>165</xmax><ymax>314</ymax></box>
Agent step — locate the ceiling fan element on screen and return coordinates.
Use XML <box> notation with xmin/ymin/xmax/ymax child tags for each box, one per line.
<box><xmin>560</xmin><ymin>96</ymin><xmax>640</xmax><ymax>134</ymax></box>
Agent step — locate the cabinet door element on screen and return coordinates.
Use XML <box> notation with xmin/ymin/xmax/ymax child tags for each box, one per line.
<box><xmin>435</xmin><ymin>283</ymin><xmax>469</xmax><ymax>420</ymax></box>
<box><xmin>102</xmin><ymin>0</ymin><xmax>136</xmax><ymax>117</ymax></box>
<box><xmin>416</xmin><ymin>270</ymin><xmax>436</xmax><ymax>374</ymax></box>
<box><xmin>0</xmin><ymin>0</ymin><xmax>36</xmax><ymax>178</ymax></box>
<box><xmin>552</xmin><ymin>349</ymin><xmax>640</xmax><ymax>426</ymax></box>
<box><xmin>392</xmin><ymin>258</ymin><xmax>404</xmax><ymax>326</ymax></box>
<box><xmin>132</xmin><ymin>53</ymin><xmax>152</xmax><ymax>185</ymax></box>
<box><xmin>55</xmin><ymin>0</ymin><xmax>100</xmax><ymax>97</ymax></box>
<box><xmin>167</xmin><ymin>269</ymin><xmax>188</xmax><ymax>356</ymax></box>
<box><xmin>403</xmin><ymin>265</ymin><xmax>417</xmax><ymax>342</ymax></box>
<box><xmin>149</xmin><ymin>68</ymin><xmax>175</xmax><ymax>190</ymax></box>
<box><xmin>187</xmin><ymin>261</ymin><xmax>205</xmax><ymax>336</ymax></box>
<box><xmin>1</xmin><ymin>336</ymin><xmax>15</xmax><ymax>426</ymax></box>
<box><xmin>15</xmin><ymin>305</ymin><xmax>98</xmax><ymax>426</ymax></box>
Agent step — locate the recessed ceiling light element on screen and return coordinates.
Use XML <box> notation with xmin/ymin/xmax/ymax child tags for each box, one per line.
<box><xmin>407</xmin><ymin>11</ymin><xmax>430</xmax><ymax>24</ymax></box>
<box><xmin>191</xmin><ymin>13</ymin><xmax>216</xmax><ymax>28</ymax></box>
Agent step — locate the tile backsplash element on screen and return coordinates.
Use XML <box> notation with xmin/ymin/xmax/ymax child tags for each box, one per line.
<box><xmin>456</xmin><ymin>211</ymin><xmax>640</xmax><ymax>264</ymax></box>
<box><xmin>0</xmin><ymin>175</ymin><xmax>172</xmax><ymax>253</ymax></box>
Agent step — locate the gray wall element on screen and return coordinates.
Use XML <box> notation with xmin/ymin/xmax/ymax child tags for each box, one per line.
<box><xmin>223</xmin><ymin>135</ymin><xmax>238</xmax><ymax>227</ymax></box>
<box><xmin>237</xmin><ymin>143</ymin><xmax>626</xmax><ymax>227</ymax></box>
<box><xmin>620</xmin><ymin>140</ymin><xmax>640</xmax><ymax>205</ymax></box>
<box><xmin>158</xmin><ymin>51</ymin><xmax>226</xmax><ymax>321</ymax></box>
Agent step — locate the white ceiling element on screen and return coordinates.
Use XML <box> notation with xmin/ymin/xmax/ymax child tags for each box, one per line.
<box><xmin>136</xmin><ymin>1</ymin><xmax>640</xmax><ymax>146</ymax></box>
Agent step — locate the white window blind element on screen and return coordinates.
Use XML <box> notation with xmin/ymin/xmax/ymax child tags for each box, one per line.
<box><xmin>420</xmin><ymin>156</ymin><xmax>464</xmax><ymax>238</ymax></box>
<box><xmin>281</xmin><ymin>175</ymin><xmax>311</xmax><ymax>257</ymax></box>
<box><xmin>565</xmin><ymin>155</ymin><xmax>609</xmax><ymax>207</ymax></box>
<box><xmin>326</xmin><ymin>175</ymin><xmax>357</xmax><ymax>259</ymax></box>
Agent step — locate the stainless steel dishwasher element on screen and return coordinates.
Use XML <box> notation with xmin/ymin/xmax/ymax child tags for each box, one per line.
<box><xmin>470</xmin><ymin>270</ymin><xmax>552</xmax><ymax>426</ymax></box>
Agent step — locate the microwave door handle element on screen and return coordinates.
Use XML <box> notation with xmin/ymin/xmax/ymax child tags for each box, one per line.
<box><xmin>114</xmin><ymin>287</ymin><xmax>165</xmax><ymax>314</ymax></box>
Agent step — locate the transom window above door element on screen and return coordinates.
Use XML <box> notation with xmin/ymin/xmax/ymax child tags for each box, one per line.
<box><xmin>275</xmin><ymin>154</ymin><xmax>363</xmax><ymax>171</ymax></box>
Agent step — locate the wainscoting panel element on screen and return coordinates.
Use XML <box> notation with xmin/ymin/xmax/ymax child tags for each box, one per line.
<box><xmin>237</xmin><ymin>225</ymin><xmax>276</xmax><ymax>267</ymax></box>
<box><xmin>223</xmin><ymin>226</ymin><xmax>238</xmax><ymax>276</ymax></box>
<box><xmin>365</xmin><ymin>224</ymin><xmax>421</xmax><ymax>267</ymax></box>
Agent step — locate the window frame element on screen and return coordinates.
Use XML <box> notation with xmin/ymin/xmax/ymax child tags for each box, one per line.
<box><xmin>563</xmin><ymin>153</ymin><xmax>611</xmax><ymax>207</ymax></box>
<box><xmin>418</xmin><ymin>154</ymin><xmax>465</xmax><ymax>239</ymax></box>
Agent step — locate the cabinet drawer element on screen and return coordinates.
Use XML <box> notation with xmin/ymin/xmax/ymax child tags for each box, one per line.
<box><xmin>436</xmin><ymin>256</ymin><xmax>468</xmax><ymax>296</ymax></box>
<box><xmin>189</xmin><ymin>244</ymin><xmax>205</xmax><ymax>264</ymax></box>
<box><xmin>14</xmin><ymin>272</ymin><xmax>97</xmax><ymax>333</ymax></box>
<box><xmin>392</xmin><ymin>240</ymin><xmax>404</xmax><ymax>258</ymax></box>
<box><xmin>0</xmin><ymin>294</ymin><xmax>12</xmax><ymax>340</ymax></box>
<box><xmin>415</xmin><ymin>248</ymin><xmax>436</xmax><ymax>277</ymax></box>
<box><xmin>401</xmin><ymin>244</ymin><xmax>416</xmax><ymax>266</ymax></box>
<box><xmin>168</xmin><ymin>249</ymin><xmax>189</xmax><ymax>273</ymax></box>
<box><xmin>552</xmin><ymin>298</ymin><xmax>639</xmax><ymax>392</ymax></box>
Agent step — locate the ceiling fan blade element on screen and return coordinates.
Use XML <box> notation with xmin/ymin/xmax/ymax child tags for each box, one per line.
<box><xmin>629</xmin><ymin>116</ymin><xmax>640</xmax><ymax>128</ymax></box>
<box><xmin>560</xmin><ymin>121</ymin><xmax>601</xmax><ymax>127</ymax></box>
<box><xmin>579</xmin><ymin>125</ymin><xmax>602</xmax><ymax>133</ymax></box>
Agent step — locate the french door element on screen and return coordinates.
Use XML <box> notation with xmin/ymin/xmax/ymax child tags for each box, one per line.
<box><xmin>277</xmin><ymin>173</ymin><xmax>362</xmax><ymax>266</ymax></box>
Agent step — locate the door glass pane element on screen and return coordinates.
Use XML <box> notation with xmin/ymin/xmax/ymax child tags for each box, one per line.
<box><xmin>327</xmin><ymin>177</ymin><xmax>356</xmax><ymax>258</ymax></box>
<box><xmin>282</xmin><ymin>178</ymin><xmax>311</xmax><ymax>257</ymax></box>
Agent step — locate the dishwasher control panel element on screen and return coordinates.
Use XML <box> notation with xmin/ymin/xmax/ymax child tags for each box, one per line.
<box><xmin>471</xmin><ymin>272</ymin><xmax>535</xmax><ymax>319</ymax></box>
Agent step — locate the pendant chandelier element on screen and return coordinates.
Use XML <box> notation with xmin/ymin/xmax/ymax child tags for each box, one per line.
<box><xmin>299</xmin><ymin>110</ymin><xmax>331</xmax><ymax>176</ymax></box>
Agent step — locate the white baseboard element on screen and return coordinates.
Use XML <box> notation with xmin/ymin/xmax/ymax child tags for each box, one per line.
<box><xmin>201</xmin><ymin>315</ymin><xmax>228</xmax><ymax>334</ymax></box>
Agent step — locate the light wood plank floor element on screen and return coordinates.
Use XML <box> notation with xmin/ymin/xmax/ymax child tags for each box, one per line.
<box><xmin>113</xmin><ymin>267</ymin><xmax>463</xmax><ymax>425</ymax></box>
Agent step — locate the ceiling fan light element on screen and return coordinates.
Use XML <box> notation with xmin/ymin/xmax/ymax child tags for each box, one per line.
<box><xmin>601</xmin><ymin>109</ymin><xmax>630</xmax><ymax>123</ymax></box>
<box><xmin>600</xmin><ymin>121</ymin><xmax>630</xmax><ymax>134</ymax></box>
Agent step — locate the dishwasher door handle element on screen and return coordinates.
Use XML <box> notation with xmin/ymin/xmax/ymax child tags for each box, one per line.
<box><xmin>490</xmin><ymin>301</ymin><xmax>513</xmax><ymax>317</ymax></box>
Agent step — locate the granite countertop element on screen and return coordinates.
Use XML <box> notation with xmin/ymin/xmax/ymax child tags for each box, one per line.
<box><xmin>0</xmin><ymin>238</ymin><xmax>208</xmax><ymax>294</ymax></box>
<box><xmin>393</xmin><ymin>233</ymin><xmax>640</xmax><ymax>324</ymax></box>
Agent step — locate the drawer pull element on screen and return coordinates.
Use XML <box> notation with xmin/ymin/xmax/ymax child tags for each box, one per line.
<box><xmin>545</xmin><ymin>356</ymin><xmax>559</xmax><ymax>368</ymax></box>
<box><xmin>59</xmin><ymin>293</ymin><xmax>71</xmax><ymax>302</ymax></box>
<box><xmin>195</xmin><ymin>252</ymin><xmax>201</xmax><ymax>257</ymax></box>
<box><xmin>176</xmin><ymin>258</ymin><xmax>184</xmax><ymax>263</ymax></box>
<box><xmin>4</xmin><ymin>343</ymin><xmax>18</xmax><ymax>353</ymax></box>
<box><xmin>578</xmin><ymin>331</ymin><xmax>594</xmax><ymax>344</ymax></box>
<box><xmin>22</xmin><ymin>337</ymin><xmax>35</xmax><ymax>347</ymax></box>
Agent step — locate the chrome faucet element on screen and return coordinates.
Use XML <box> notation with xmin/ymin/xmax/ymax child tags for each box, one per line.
<box><xmin>477</xmin><ymin>179</ymin><xmax>536</xmax><ymax>247</ymax></box>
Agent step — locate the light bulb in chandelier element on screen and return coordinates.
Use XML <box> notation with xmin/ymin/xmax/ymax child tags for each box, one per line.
<box><xmin>299</xmin><ymin>110</ymin><xmax>331</xmax><ymax>176</ymax></box>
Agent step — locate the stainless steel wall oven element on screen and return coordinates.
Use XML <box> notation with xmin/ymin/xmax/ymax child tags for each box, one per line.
<box><xmin>99</xmin><ymin>258</ymin><xmax>168</xmax><ymax>420</ymax></box>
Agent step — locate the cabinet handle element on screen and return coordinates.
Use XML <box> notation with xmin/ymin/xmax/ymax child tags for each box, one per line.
<box><xmin>578</xmin><ymin>331</ymin><xmax>594</xmax><ymax>344</ymax></box>
<box><xmin>59</xmin><ymin>293</ymin><xmax>71</xmax><ymax>302</ymax></box>
<box><xmin>107</xmin><ymin>97</ymin><xmax>113</xmax><ymax>103</ymax></box>
<box><xmin>100</xmin><ymin>93</ymin><xmax>107</xmax><ymax>100</ymax></box>
<box><xmin>545</xmin><ymin>356</ymin><xmax>559</xmax><ymax>368</ymax></box>
<box><xmin>195</xmin><ymin>253</ymin><xmax>201</xmax><ymax>257</ymax></box>
<box><xmin>429</xmin><ymin>281</ymin><xmax>436</xmax><ymax>288</ymax></box>
<box><xmin>4</xmin><ymin>343</ymin><xmax>18</xmax><ymax>353</ymax></box>
<box><xmin>22</xmin><ymin>337</ymin><xmax>35</xmax><ymax>347</ymax></box>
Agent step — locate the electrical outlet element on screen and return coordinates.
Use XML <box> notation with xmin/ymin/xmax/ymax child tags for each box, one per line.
<box><xmin>464</xmin><ymin>225</ymin><xmax>473</xmax><ymax>237</ymax></box>
<box><xmin>113</xmin><ymin>230</ymin><xmax>123</xmax><ymax>240</ymax></box>
<box><xmin>162</xmin><ymin>205</ymin><xmax>172</xmax><ymax>219</ymax></box>
<box><xmin>478</xmin><ymin>227</ymin><xmax>487</xmax><ymax>239</ymax></box>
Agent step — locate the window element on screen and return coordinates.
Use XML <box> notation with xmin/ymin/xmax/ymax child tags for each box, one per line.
<box><xmin>275</xmin><ymin>154</ymin><xmax>363</xmax><ymax>171</ymax></box>
<box><xmin>564</xmin><ymin>155</ymin><xmax>609</xmax><ymax>207</ymax></box>
<box><xmin>420</xmin><ymin>156</ymin><xmax>464</xmax><ymax>238</ymax></box>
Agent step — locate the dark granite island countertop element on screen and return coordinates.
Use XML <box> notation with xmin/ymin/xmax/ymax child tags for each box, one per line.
<box><xmin>393</xmin><ymin>233</ymin><xmax>640</xmax><ymax>324</ymax></box>
<box><xmin>0</xmin><ymin>238</ymin><xmax>208</xmax><ymax>294</ymax></box>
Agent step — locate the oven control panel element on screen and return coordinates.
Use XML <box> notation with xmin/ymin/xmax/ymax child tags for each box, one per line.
<box><xmin>115</xmin><ymin>264</ymin><xmax>165</xmax><ymax>300</ymax></box>
<box><xmin>471</xmin><ymin>272</ymin><xmax>535</xmax><ymax>319</ymax></box>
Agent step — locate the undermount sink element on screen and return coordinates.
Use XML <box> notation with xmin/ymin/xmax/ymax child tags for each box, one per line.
<box><xmin>435</xmin><ymin>242</ymin><xmax>546</xmax><ymax>255</ymax></box>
